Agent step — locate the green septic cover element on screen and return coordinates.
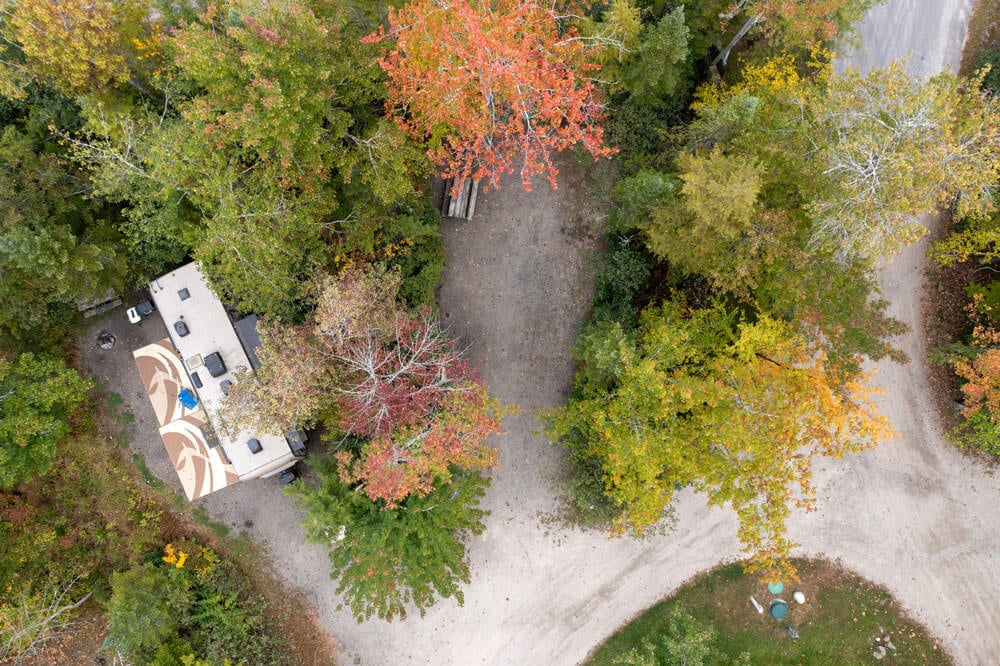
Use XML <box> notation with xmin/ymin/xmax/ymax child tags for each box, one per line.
<box><xmin>768</xmin><ymin>581</ymin><xmax>785</xmax><ymax>594</ymax></box>
<box><xmin>769</xmin><ymin>600</ymin><xmax>788</xmax><ymax>620</ymax></box>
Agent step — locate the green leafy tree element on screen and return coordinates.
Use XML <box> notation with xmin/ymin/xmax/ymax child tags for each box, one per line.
<box><xmin>0</xmin><ymin>126</ymin><xmax>123</xmax><ymax>345</ymax></box>
<box><xmin>163</xmin><ymin>0</ymin><xmax>372</xmax><ymax>195</ymax></box>
<box><xmin>758</xmin><ymin>248</ymin><xmax>908</xmax><ymax>379</ymax></box>
<box><xmin>608</xmin><ymin>170</ymin><xmax>680</xmax><ymax>233</ymax></box>
<box><xmin>0</xmin><ymin>352</ymin><xmax>91</xmax><ymax>488</ymax></box>
<box><xmin>104</xmin><ymin>563</ymin><xmax>191</xmax><ymax>661</ymax></box>
<box><xmin>63</xmin><ymin>0</ymin><xmax>428</xmax><ymax>318</ymax></box>
<box><xmin>290</xmin><ymin>456</ymin><xmax>489</xmax><ymax>621</ymax></box>
<box><xmin>152</xmin><ymin>0</ymin><xmax>370</xmax><ymax>316</ymax></box>
<box><xmin>623</xmin><ymin>7</ymin><xmax>691</xmax><ymax>104</ymax></box>
<box><xmin>641</xmin><ymin>146</ymin><xmax>767</xmax><ymax>289</ymax></box>
<box><xmin>931</xmin><ymin>208</ymin><xmax>1000</xmax><ymax>269</ymax></box>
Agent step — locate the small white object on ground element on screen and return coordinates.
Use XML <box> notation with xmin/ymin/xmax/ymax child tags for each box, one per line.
<box><xmin>793</xmin><ymin>591</ymin><xmax>806</xmax><ymax>604</ymax></box>
<box><xmin>749</xmin><ymin>596</ymin><xmax>764</xmax><ymax>614</ymax></box>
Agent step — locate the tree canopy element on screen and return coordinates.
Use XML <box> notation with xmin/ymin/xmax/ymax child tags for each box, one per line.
<box><xmin>290</xmin><ymin>457</ymin><xmax>489</xmax><ymax>621</ymax></box>
<box><xmin>222</xmin><ymin>265</ymin><xmax>505</xmax><ymax>506</ymax></box>
<box><xmin>546</xmin><ymin>300</ymin><xmax>892</xmax><ymax>579</ymax></box>
<box><xmin>688</xmin><ymin>56</ymin><xmax>1000</xmax><ymax>262</ymax></box>
<box><xmin>0</xmin><ymin>352</ymin><xmax>92</xmax><ymax>488</ymax></box>
<box><xmin>51</xmin><ymin>0</ymin><xmax>433</xmax><ymax>319</ymax></box>
<box><xmin>368</xmin><ymin>0</ymin><xmax>615</xmax><ymax>191</ymax></box>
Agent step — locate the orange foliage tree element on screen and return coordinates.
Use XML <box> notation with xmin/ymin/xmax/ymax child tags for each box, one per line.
<box><xmin>366</xmin><ymin>0</ymin><xmax>615</xmax><ymax>191</ymax></box>
<box><xmin>954</xmin><ymin>348</ymin><xmax>1000</xmax><ymax>418</ymax></box>
<box><xmin>951</xmin><ymin>296</ymin><xmax>1000</xmax><ymax>425</ymax></box>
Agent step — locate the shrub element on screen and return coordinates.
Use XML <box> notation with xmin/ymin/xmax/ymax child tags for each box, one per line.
<box><xmin>189</xmin><ymin>558</ymin><xmax>283</xmax><ymax>665</ymax></box>
<box><xmin>608</xmin><ymin>170</ymin><xmax>680</xmax><ymax>234</ymax></box>
<box><xmin>554</xmin><ymin>436</ymin><xmax>624</xmax><ymax>530</ymax></box>
<box><xmin>381</xmin><ymin>202</ymin><xmax>447</xmax><ymax>310</ymax></box>
<box><xmin>975</xmin><ymin>49</ymin><xmax>1000</xmax><ymax>94</ymax></box>
<box><xmin>591</xmin><ymin>234</ymin><xmax>655</xmax><ymax>327</ymax></box>
<box><xmin>953</xmin><ymin>408</ymin><xmax>1000</xmax><ymax>458</ymax></box>
<box><xmin>604</xmin><ymin>98</ymin><xmax>674</xmax><ymax>174</ymax></box>
<box><xmin>104</xmin><ymin>563</ymin><xmax>191</xmax><ymax>661</ymax></box>
<box><xmin>103</xmin><ymin>543</ymin><xmax>286</xmax><ymax>665</ymax></box>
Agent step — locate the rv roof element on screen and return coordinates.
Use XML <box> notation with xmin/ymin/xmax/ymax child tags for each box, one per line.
<box><xmin>148</xmin><ymin>262</ymin><xmax>293</xmax><ymax>480</ymax></box>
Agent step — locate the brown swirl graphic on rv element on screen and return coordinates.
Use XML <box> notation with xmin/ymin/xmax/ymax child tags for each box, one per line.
<box><xmin>134</xmin><ymin>339</ymin><xmax>237</xmax><ymax>500</ymax></box>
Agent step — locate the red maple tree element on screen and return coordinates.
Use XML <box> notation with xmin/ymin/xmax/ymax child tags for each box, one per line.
<box><xmin>221</xmin><ymin>268</ymin><xmax>506</xmax><ymax>507</ymax></box>
<box><xmin>334</xmin><ymin>313</ymin><xmax>475</xmax><ymax>438</ymax></box>
<box><xmin>336</xmin><ymin>383</ymin><xmax>502</xmax><ymax>506</ymax></box>
<box><xmin>332</xmin><ymin>313</ymin><xmax>504</xmax><ymax>506</ymax></box>
<box><xmin>366</xmin><ymin>0</ymin><xmax>615</xmax><ymax>191</ymax></box>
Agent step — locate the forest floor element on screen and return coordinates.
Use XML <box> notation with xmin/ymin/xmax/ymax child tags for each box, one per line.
<box><xmin>76</xmin><ymin>2</ymin><xmax>1000</xmax><ymax>665</ymax></box>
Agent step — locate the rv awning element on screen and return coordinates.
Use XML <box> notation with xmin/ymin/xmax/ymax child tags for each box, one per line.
<box><xmin>134</xmin><ymin>339</ymin><xmax>238</xmax><ymax>500</ymax></box>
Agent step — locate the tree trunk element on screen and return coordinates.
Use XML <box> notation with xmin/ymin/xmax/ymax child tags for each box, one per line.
<box><xmin>712</xmin><ymin>13</ymin><xmax>764</xmax><ymax>69</ymax></box>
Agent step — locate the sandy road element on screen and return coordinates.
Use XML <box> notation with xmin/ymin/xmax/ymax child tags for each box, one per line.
<box><xmin>790</xmin><ymin>1</ymin><xmax>1000</xmax><ymax>664</ymax></box>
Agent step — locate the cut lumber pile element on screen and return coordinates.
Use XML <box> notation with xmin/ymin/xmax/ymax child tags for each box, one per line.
<box><xmin>441</xmin><ymin>177</ymin><xmax>479</xmax><ymax>220</ymax></box>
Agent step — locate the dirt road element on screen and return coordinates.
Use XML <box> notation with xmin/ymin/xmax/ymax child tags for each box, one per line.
<box><xmin>790</xmin><ymin>2</ymin><xmax>1000</xmax><ymax>664</ymax></box>
<box><xmin>318</xmin><ymin>159</ymin><xmax>742</xmax><ymax>666</ymax></box>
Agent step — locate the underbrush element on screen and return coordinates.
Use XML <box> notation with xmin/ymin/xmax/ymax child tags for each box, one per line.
<box><xmin>0</xmin><ymin>379</ymin><xmax>336</xmax><ymax>665</ymax></box>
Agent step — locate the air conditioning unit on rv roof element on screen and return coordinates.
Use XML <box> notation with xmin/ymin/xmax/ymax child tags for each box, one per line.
<box><xmin>204</xmin><ymin>352</ymin><xmax>226</xmax><ymax>378</ymax></box>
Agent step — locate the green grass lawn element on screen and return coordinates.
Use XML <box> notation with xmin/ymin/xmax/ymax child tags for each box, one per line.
<box><xmin>585</xmin><ymin>558</ymin><xmax>951</xmax><ymax>665</ymax></box>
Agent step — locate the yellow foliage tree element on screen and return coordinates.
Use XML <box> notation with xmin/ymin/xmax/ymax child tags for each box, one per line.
<box><xmin>545</xmin><ymin>300</ymin><xmax>893</xmax><ymax>581</ymax></box>
<box><xmin>0</xmin><ymin>0</ymin><xmax>138</xmax><ymax>98</ymax></box>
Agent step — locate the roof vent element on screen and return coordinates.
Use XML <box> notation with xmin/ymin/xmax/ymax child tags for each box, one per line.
<box><xmin>178</xmin><ymin>288</ymin><xmax>191</xmax><ymax>301</ymax></box>
<box><xmin>190</xmin><ymin>371</ymin><xmax>203</xmax><ymax>389</ymax></box>
<box><xmin>247</xmin><ymin>438</ymin><xmax>262</xmax><ymax>454</ymax></box>
<box><xmin>174</xmin><ymin>321</ymin><xmax>190</xmax><ymax>337</ymax></box>
<box><xmin>220</xmin><ymin>379</ymin><xmax>233</xmax><ymax>395</ymax></box>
